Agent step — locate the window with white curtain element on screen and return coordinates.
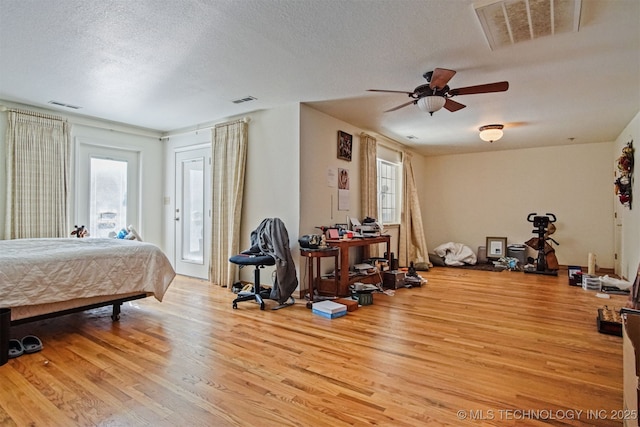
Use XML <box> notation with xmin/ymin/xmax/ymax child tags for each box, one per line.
<box><xmin>376</xmin><ymin>145</ymin><xmax>402</xmax><ymax>225</ymax></box>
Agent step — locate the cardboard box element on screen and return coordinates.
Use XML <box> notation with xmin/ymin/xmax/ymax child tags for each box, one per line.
<box><xmin>312</xmin><ymin>300</ymin><xmax>346</xmax><ymax>313</ymax></box>
<box><xmin>383</xmin><ymin>271</ymin><xmax>405</xmax><ymax>289</ymax></box>
<box><xmin>597</xmin><ymin>308</ymin><xmax>622</xmax><ymax>336</ymax></box>
<box><xmin>336</xmin><ymin>298</ymin><xmax>358</xmax><ymax>311</ymax></box>
<box><xmin>312</xmin><ymin>309</ymin><xmax>347</xmax><ymax>319</ymax></box>
<box><xmin>312</xmin><ymin>300</ymin><xmax>347</xmax><ymax>318</ymax></box>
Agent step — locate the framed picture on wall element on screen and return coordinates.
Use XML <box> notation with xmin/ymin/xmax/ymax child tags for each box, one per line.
<box><xmin>486</xmin><ymin>236</ymin><xmax>507</xmax><ymax>259</ymax></box>
<box><xmin>337</xmin><ymin>131</ymin><xmax>352</xmax><ymax>161</ymax></box>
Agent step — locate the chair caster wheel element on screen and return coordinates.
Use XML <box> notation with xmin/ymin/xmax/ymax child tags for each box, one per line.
<box><xmin>232</xmin><ymin>303</ymin><xmax>238</xmax><ymax>309</ymax></box>
<box><xmin>260</xmin><ymin>302</ymin><xmax>265</xmax><ymax>310</ymax></box>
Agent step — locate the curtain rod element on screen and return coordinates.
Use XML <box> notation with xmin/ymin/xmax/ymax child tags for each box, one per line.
<box><xmin>160</xmin><ymin>116</ymin><xmax>251</xmax><ymax>140</ymax></box>
<box><xmin>0</xmin><ymin>105</ymin><xmax>66</xmax><ymax>121</ymax></box>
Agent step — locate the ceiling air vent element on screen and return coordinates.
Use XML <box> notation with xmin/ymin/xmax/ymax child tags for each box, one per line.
<box><xmin>48</xmin><ymin>100</ymin><xmax>81</xmax><ymax>109</ymax></box>
<box><xmin>474</xmin><ymin>0</ymin><xmax>581</xmax><ymax>50</ymax></box>
<box><xmin>231</xmin><ymin>96</ymin><xmax>257</xmax><ymax>104</ymax></box>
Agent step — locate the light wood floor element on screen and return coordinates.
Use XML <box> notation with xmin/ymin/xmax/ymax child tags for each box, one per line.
<box><xmin>0</xmin><ymin>267</ymin><xmax>628</xmax><ymax>426</ymax></box>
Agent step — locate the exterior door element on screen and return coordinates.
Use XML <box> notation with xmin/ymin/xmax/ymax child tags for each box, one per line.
<box><xmin>76</xmin><ymin>142</ymin><xmax>139</xmax><ymax>238</ymax></box>
<box><xmin>174</xmin><ymin>147</ymin><xmax>211</xmax><ymax>279</ymax></box>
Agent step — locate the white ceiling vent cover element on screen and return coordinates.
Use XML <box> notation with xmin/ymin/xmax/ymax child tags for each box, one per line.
<box><xmin>232</xmin><ymin>96</ymin><xmax>257</xmax><ymax>104</ymax></box>
<box><xmin>474</xmin><ymin>0</ymin><xmax>581</xmax><ymax>50</ymax></box>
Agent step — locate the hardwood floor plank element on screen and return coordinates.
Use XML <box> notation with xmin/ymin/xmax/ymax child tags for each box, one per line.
<box><xmin>0</xmin><ymin>267</ymin><xmax>627</xmax><ymax>426</ymax></box>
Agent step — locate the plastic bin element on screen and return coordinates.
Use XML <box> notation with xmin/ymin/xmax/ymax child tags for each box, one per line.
<box><xmin>507</xmin><ymin>244</ymin><xmax>526</xmax><ymax>265</ymax></box>
<box><xmin>477</xmin><ymin>246</ymin><xmax>487</xmax><ymax>263</ymax></box>
<box><xmin>582</xmin><ymin>274</ymin><xmax>601</xmax><ymax>291</ymax></box>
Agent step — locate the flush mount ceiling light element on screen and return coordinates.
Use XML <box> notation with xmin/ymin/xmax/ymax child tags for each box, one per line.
<box><xmin>417</xmin><ymin>96</ymin><xmax>446</xmax><ymax>116</ymax></box>
<box><xmin>479</xmin><ymin>124</ymin><xmax>504</xmax><ymax>142</ymax></box>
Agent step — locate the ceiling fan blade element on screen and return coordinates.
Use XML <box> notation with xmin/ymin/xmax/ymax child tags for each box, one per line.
<box><xmin>429</xmin><ymin>68</ymin><xmax>456</xmax><ymax>90</ymax></box>
<box><xmin>448</xmin><ymin>81</ymin><xmax>509</xmax><ymax>96</ymax></box>
<box><xmin>444</xmin><ymin>98</ymin><xmax>466</xmax><ymax>112</ymax></box>
<box><xmin>368</xmin><ymin>89</ymin><xmax>414</xmax><ymax>95</ymax></box>
<box><xmin>384</xmin><ymin>100</ymin><xmax>416</xmax><ymax>112</ymax></box>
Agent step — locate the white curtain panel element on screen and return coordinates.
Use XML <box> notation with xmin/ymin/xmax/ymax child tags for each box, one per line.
<box><xmin>5</xmin><ymin>109</ymin><xmax>70</xmax><ymax>239</ymax></box>
<box><xmin>209</xmin><ymin>119</ymin><xmax>247</xmax><ymax>287</ymax></box>
<box><xmin>359</xmin><ymin>133</ymin><xmax>379</xmax><ymax>257</ymax></box>
<box><xmin>399</xmin><ymin>151</ymin><xmax>430</xmax><ymax>268</ymax></box>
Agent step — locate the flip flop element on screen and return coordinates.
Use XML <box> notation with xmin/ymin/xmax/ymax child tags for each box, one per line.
<box><xmin>21</xmin><ymin>335</ymin><xmax>43</xmax><ymax>354</ymax></box>
<box><xmin>8</xmin><ymin>339</ymin><xmax>24</xmax><ymax>358</ymax></box>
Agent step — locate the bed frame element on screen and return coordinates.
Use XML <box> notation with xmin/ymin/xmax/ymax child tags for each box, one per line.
<box><xmin>8</xmin><ymin>293</ymin><xmax>150</xmax><ymax>327</ymax></box>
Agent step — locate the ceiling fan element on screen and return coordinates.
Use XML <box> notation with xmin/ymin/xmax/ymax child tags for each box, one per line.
<box><xmin>368</xmin><ymin>68</ymin><xmax>509</xmax><ymax>115</ymax></box>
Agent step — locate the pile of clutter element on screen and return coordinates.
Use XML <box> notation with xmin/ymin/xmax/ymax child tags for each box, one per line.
<box><xmin>569</xmin><ymin>265</ymin><xmax>633</xmax><ymax>294</ymax></box>
<box><xmin>494</xmin><ymin>256</ymin><xmax>522</xmax><ymax>271</ymax></box>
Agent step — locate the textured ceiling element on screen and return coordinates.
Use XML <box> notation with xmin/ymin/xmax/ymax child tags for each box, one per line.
<box><xmin>0</xmin><ymin>0</ymin><xmax>638</xmax><ymax>156</ymax></box>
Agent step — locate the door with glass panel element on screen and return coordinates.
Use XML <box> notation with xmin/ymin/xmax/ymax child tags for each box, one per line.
<box><xmin>175</xmin><ymin>147</ymin><xmax>210</xmax><ymax>279</ymax></box>
<box><xmin>76</xmin><ymin>143</ymin><xmax>139</xmax><ymax>240</ymax></box>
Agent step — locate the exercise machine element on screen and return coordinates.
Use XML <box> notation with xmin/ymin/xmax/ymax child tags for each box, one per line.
<box><xmin>524</xmin><ymin>212</ymin><xmax>559</xmax><ymax>276</ymax></box>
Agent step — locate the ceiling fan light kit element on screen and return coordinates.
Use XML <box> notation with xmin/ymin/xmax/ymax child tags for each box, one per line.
<box><xmin>417</xmin><ymin>96</ymin><xmax>446</xmax><ymax>115</ymax></box>
<box><xmin>368</xmin><ymin>68</ymin><xmax>509</xmax><ymax>116</ymax></box>
<box><xmin>479</xmin><ymin>124</ymin><xmax>504</xmax><ymax>142</ymax></box>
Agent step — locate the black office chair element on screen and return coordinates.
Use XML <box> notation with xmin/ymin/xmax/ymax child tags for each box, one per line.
<box><xmin>229</xmin><ymin>249</ymin><xmax>275</xmax><ymax>310</ymax></box>
<box><xmin>229</xmin><ymin>218</ymin><xmax>298</xmax><ymax>310</ymax></box>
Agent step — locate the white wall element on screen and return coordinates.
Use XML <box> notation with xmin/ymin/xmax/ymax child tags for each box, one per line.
<box><xmin>299</xmin><ymin>105</ymin><xmax>426</xmax><ymax>273</ymax></box>
<box><xmin>241</xmin><ymin>105</ymin><xmax>300</xmax><ymax>245</ymax></box>
<box><xmin>614</xmin><ymin>111</ymin><xmax>640</xmax><ymax>280</ymax></box>
<box><xmin>162</xmin><ymin>104</ymin><xmax>301</xmax><ymax>285</ymax></box>
<box><xmin>300</xmin><ymin>105</ymin><xmax>362</xmax><ymax>237</ymax></box>
<box><xmin>0</xmin><ymin>100</ymin><xmax>165</xmax><ymax>246</ymax></box>
<box><xmin>237</xmin><ymin>104</ymin><xmax>301</xmax><ymax>285</ymax></box>
<box><xmin>422</xmin><ymin>142</ymin><xmax>615</xmax><ymax>268</ymax></box>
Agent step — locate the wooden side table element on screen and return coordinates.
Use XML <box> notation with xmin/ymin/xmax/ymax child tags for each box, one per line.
<box><xmin>300</xmin><ymin>248</ymin><xmax>339</xmax><ymax>308</ymax></box>
<box><xmin>326</xmin><ymin>235</ymin><xmax>391</xmax><ymax>296</ymax></box>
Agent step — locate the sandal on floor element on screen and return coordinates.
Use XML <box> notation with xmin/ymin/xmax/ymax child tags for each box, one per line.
<box><xmin>21</xmin><ymin>335</ymin><xmax>43</xmax><ymax>354</ymax></box>
<box><xmin>8</xmin><ymin>339</ymin><xmax>24</xmax><ymax>358</ymax></box>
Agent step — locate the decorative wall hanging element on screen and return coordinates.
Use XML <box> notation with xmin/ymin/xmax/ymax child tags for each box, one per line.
<box><xmin>337</xmin><ymin>131</ymin><xmax>352</xmax><ymax>161</ymax></box>
<box><xmin>614</xmin><ymin>140</ymin><xmax>634</xmax><ymax>209</ymax></box>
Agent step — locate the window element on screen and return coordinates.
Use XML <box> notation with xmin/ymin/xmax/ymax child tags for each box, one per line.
<box><xmin>377</xmin><ymin>158</ymin><xmax>401</xmax><ymax>224</ymax></box>
<box><xmin>76</xmin><ymin>142</ymin><xmax>139</xmax><ymax>237</ymax></box>
<box><xmin>180</xmin><ymin>156</ymin><xmax>204</xmax><ymax>262</ymax></box>
<box><xmin>89</xmin><ymin>157</ymin><xmax>128</xmax><ymax>237</ymax></box>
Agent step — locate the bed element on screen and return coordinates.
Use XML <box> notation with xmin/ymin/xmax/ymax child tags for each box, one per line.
<box><xmin>0</xmin><ymin>238</ymin><xmax>176</xmax><ymax>325</ymax></box>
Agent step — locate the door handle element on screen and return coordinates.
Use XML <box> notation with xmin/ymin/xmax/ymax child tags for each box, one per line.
<box><xmin>174</xmin><ymin>217</ymin><xmax>180</xmax><ymax>221</ymax></box>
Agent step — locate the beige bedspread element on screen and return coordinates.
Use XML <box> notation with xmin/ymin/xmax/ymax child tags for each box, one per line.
<box><xmin>0</xmin><ymin>238</ymin><xmax>176</xmax><ymax>307</ymax></box>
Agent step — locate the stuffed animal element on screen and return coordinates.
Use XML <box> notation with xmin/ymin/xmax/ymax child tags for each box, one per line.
<box><xmin>71</xmin><ymin>225</ymin><xmax>89</xmax><ymax>238</ymax></box>
<box><xmin>114</xmin><ymin>226</ymin><xmax>141</xmax><ymax>240</ymax></box>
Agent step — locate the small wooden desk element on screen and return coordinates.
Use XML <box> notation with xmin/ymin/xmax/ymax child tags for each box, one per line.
<box><xmin>300</xmin><ymin>248</ymin><xmax>339</xmax><ymax>308</ymax></box>
<box><xmin>326</xmin><ymin>235</ymin><xmax>391</xmax><ymax>296</ymax></box>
